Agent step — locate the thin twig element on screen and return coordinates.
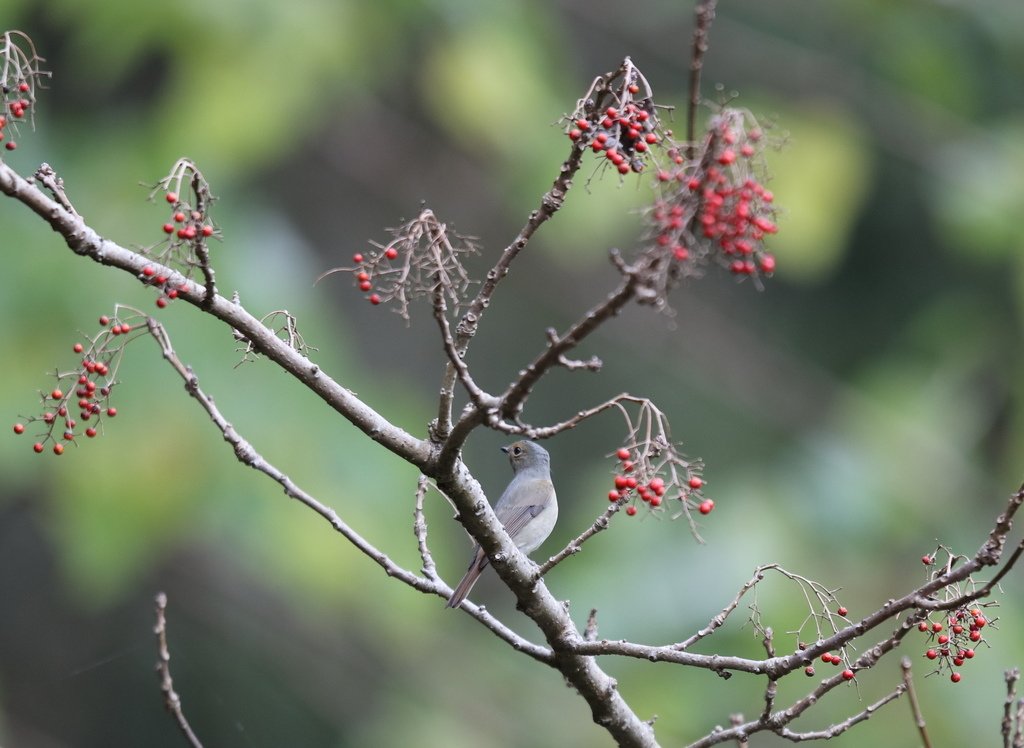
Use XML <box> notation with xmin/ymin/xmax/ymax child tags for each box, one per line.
<box><xmin>901</xmin><ymin>656</ymin><xmax>932</xmax><ymax>748</ymax></box>
<box><xmin>432</xmin><ymin>282</ymin><xmax>497</xmax><ymax>413</ymax></box>
<box><xmin>686</xmin><ymin>0</ymin><xmax>718</xmax><ymax>160</ymax></box>
<box><xmin>154</xmin><ymin>592</ymin><xmax>204</xmax><ymax>748</ymax></box>
<box><xmin>457</xmin><ymin>139</ymin><xmax>587</xmax><ymax>355</ymax></box>
<box><xmin>770</xmin><ymin>685</ymin><xmax>906</xmax><ymax>743</ymax></box>
<box><xmin>499</xmin><ymin>274</ymin><xmax>638</xmax><ymax>422</ymax></box>
<box><xmin>1005</xmin><ymin>668</ymin><xmax>1022</xmax><ymax>748</ymax></box>
<box><xmin>536</xmin><ymin>502</ymin><xmax>622</xmax><ymax>577</ymax></box>
<box><xmin>413</xmin><ymin>475</ymin><xmax>438</xmax><ymax>581</ymax></box>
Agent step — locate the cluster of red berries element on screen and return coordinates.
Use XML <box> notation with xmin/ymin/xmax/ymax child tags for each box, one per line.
<box><xmin>0</xmin><ymin>81</ymin><xmax>31</xmax><ymax>151</ymax></box>
<box><xmin>349</xmin><ymin>247</ymin><xmax>398</xmax><ymax>306</ymax></box>
<box><xmin>160</xmin><ymin>191</ymin><xmax>215</xmax><ymax>246</ymax></box>
<box><xmin>803</xmin><ymin>651</ymin><xmax>854</xmax><ymax>681</ymax></box>
<box><xmin>11</xmin><ymin>315</ymin><xmax>128</xmax><ymax>455</ymax></box>
<box><xmin>140</xmin><ymin>264</ymin><xmax>186</xmax><ymax>309</ymax></box>
<box><xmin>568</xmin><ymin>97</ymin><xmax>663</xmax><ymax>176</ymax></box>
<box><xmin>917</xmin><ymin>606</ymin><xmax>990</xmax><ymax>683</ymax></box>
<box><xmin>607</xmin><ymin>447</ymin><xmax>712</xmax><ymax>517</ymax></box>
<box><xmin>647</xmin><ymin>108</ymin><xmax>778</xmax><ymax>279</ymax></box>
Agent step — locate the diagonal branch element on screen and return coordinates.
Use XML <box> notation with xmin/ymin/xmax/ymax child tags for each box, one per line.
<box><xmin>143</xmin><ymin>316</ymin><xmax>552</xmax><ymax>662</ymax></box>
<box><xmin>499</xmin><ymin>270</ymin><xmax>638</xmax><ymax>422</ymax></box>
<box><xmin>536</xmin><ymin>502</ymin><xmax>623</xmax><ymax>577</ymax></box>
<box><xmin>0</xmin><ymin>160</ymin><xmax>432</xmax><ymax>470</ymax></box>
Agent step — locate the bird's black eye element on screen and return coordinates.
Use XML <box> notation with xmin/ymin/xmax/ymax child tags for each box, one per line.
<box><xmin>512</xmin><ymin>446</ymin><xmax>523</xmax><ymax>456</ymax></box>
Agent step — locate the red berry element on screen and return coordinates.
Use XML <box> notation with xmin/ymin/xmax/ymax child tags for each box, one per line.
<box><xmin>964</xmin><ymin>649</ymin><xmax>975</xmax><ymax>659</ymax></box>
<box><xmin>969</xmin><ymin>630</ymin><xmax>982</xmax><ymax>642</ymax></box>
<box><xmin>73</xmin><ymin>343</ymin><xmax>84</xmax><ymax>353</ymax></box>
<box><xmin>717</xmin><ymin>149</ymin><xmax>736</xmax><ymax>165</ymax></box>
<box><xmin>166</xmin><ymin>192</ymin><xmax>178</xmax><ymax>204</ymax></box>
<box><xmin>201</xmin><ymin>225</ymin><xmax>214</xmax><ymax>237</ymax></box>
<box><xmin>51</xmin><ymin>388</ymin><xmax>63</xmax><ymax>400</ymax></box>
<box><xmin>99</xmin><ymin>315</ymin><xmax>110</xmax><ymax>326</ymax></box>
<box><xmin>33</xmin><ymin>442</ymin><xmax>44</xmax><ymax>453</ymax></box>
<box><xmin>758</xmin><ymin>254</ymin><xmax>776</xmax><ymax>274</ymax></box>
<box><xmin>369</xmin><ymin>293</ymin><xmax>381</xmax><ymax>305</ymax></box>
<box><xmin>352</xmin><ymin>253</ymin><xmax>364</xmax><ymax>264</ymax></box>
<box><xmin>162</xmin><ymin>223</ymin><xmax>174</xmax><ymax>234</ymax></box>
<box><xmin>18</xmin><ymin>82</ymin><xmax>30</xmax><ymax>92</ymax></box>
<box><xmin>576</xmin><ymin>119</ymin><xmax>590</xmax><ymax>130</ymax></box>
<box><xmin>837</xmin><ymin>606</ymin><xmax>848</xmax><ymax>617</ymax></box>
<box><xmin>568</xmin><ymin>129</ymin><xmax>582</xmax><ymax>141</ymax></box>
<box><xmin>53</xmin><ymin>443</ymin><xmax>64</xmax><ymax>455</ymax></box>
<box><xmin>627</xmin><ymin>84</ymin><xmax>639</xmax><ymax>94</ymax></box>
<box><xmin>649</xmin><ymin>495</ymin><xmax>662</xmax><ymax>507</ymax></box>
<box><xmin>608</xmin><ymin>490</ymin><xmax>620</xmax><ymax>502</ymax></box>
<box><xmin>85</xmin><ymin>427</ymin><xmax>97</xmax><ymax>438</ymax></box>
<box><xmin>918</xmin><ymin>622</ymin><xmax>929</xmax><ymax>632</ymax></box>
<box><xmin>625</xmin><ymin>506</ymin><xmax>637</xmax><ymax>516</ymax></box>
<box><xmin>384</xmin><ymin>247</ymin><xmax>398</xmax><ymax>260</ymax></box>
<box><xmin>120</xmin><ymin>323</ymin><xmax>131</xmax><ymax>333</ymax></box>
<box><xmin>359</xmin><ymin>280</ymin><xmax>372</xmax><ymax>292</ymax></box>
<box><xmin>804</xmin><ymin>666</ymin><xmax>815</xmax><ymax>677</ymax></box>
<box><xmin>950</xmin><ymin>673</ymin><xmax>961</xmax><ymax>683</ymax></box>
<box><xmin>616</xmin><ymin>448</ymin><xmax>631</xmax><ymax>461</ymax></box>
<box><xmin>107</xmin><ymin>407</ymin><xmax>117</xmax><ymax>417</ymax></box>
<box><xmin>698</xmin><ymin>499</ymin><xmax>714</xmax><ymax>515</ymax></box>
<box><xmin>932</xmin><ymin>622</ymin><xmax>943</xmax><ymax>632</ymax></box>
<box><xmin>173</xmin><ymin>211</ymin><xmax>186</xmax><ymax>223</ymax></box>
<box><xmin>167</xmin><ymin>289</ymin><xmax>178</xmax><ymax>299</ymax></box>
<box><xmin>820</xmin><ymin>653</ymin><xmax>832</xmax><ymax>664</ymax></box>
<box><xmin>937</xmin><ymin>634</ymin><xmax>949</xmax><ymax>645</ymax></box>
<box><xmin>841</xmin><ymin>669</ymin><xmax>855</xmax><ymax>681</ymax></box>
<box><xmin>4</xmin><ymin>141</ymin><xmax>16</xmax><ymax>151</ymax></box>
<box><xmin>622</xmin><ymin>460</ymin><xmax>634</xmax><ymax>473</ymax></box>
<box><xmin>688</xmin><ymin>476</ymin><xmax>703</xmax><ymax>489</ymax></box>
<box><xmin>925</xmin><ymin>649</ymin><xmax>938</xmax><ymax>660</ymax></box>
<box><xmin>156</xmin><ymin>297</ymin><xmax>168</xmax><ymax>308</ymax></box>
<box><xmin>614</xmin><ymin>475</ymin><xmax>629</xmax><ymax>490</ymax></box>
<box><xmin>13</xmin><ymin>423</ymin><xmax>25</xmax><ymax>434</ymax></box>
<box><xmin>142</xmin><ymin>266</ymin><xmax>155</xmax><ymax>277</ymax></box>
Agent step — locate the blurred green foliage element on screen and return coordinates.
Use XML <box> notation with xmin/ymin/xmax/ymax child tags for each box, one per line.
<box><xmin>2</xmin><ymin>0</ymin><xmax>1024</xmax><ymax>746</ymax></box>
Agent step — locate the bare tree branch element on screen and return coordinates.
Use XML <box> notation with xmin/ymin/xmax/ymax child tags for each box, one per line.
<box><xmin>413</xmin><ymin>475</ymin><xmax>438</xmax><ymax>581</ymax></box>
<box><xmin>686</xmin><ymin>0</ymin><xmax>718</xmax><ymax>157</ymax></box>
<box><xmin>536</xmin><ymin>502</ymin><xmax>623</xmax><ymax>577</ymax></box>
<box><xmin>901</xmin><ymin>657</ymin><xmax>932</xmax><ymax>748</ymax></box>
<box><xmin>0</xmin><ymin>160</ymin><xmax>432</xmax><ymax>469</ymax></box>
<box><xmin>153</xmin><ymin>592</ymin><xmax>204</xmax><ymax>748</ymax></box>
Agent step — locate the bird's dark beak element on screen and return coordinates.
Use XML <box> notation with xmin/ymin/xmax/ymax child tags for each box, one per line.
<box><xmin>500</xmin><ymin>446</ymin><xmax>509</xmax><ymax>454</ymax></box>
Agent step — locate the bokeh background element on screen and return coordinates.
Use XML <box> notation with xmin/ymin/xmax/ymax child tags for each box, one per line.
<box><xmin>3</xmin><ymin>0</ymin><xmax>1024</xmax><ymax>745</ymax></box>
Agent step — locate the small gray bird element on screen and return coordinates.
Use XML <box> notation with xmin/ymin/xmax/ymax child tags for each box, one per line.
<box><xmin>446</xmin><ymin>440</ymin><xmax>558</xmax><ymax>609</ymax></box>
